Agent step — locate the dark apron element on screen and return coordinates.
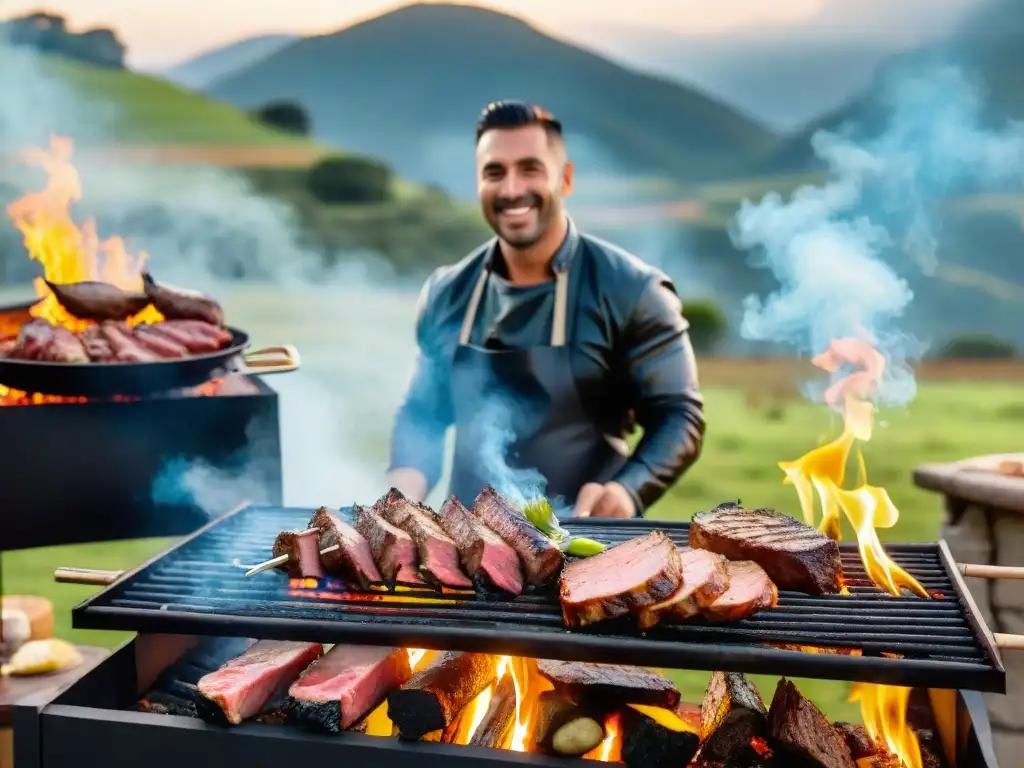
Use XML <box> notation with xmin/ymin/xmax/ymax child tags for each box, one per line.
<box><xmin>447</xmin><ymin>262</ymin><xmax>628</xmax><ymax>509</ymax></box>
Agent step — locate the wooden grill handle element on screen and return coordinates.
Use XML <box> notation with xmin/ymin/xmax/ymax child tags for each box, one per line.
<box><xmin>958</xmin><ymin>563</ymin><xmax>1024</xmax><ymax>580</ymax></box>
<box><xmin>995</xmin><ymin>634</ymin><xmax>1024</xmax><ymax>651</ymax></box>
<box><xmin>54</xmin><ymin>567</ymin><xmax>124</xmax><ymax>586</ymax></box>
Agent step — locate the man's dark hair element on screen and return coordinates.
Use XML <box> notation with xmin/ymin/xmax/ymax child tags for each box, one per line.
<box><xmin>475</xmin><ymin>100</ymin><xmax>563</xmax><ymax>143</ymax></box>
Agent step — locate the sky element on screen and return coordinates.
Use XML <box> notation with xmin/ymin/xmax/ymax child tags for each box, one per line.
<box><xmin>1</xmin><ymin>0</ymin><xmax>832</xmax><ymax>67</ymax></box>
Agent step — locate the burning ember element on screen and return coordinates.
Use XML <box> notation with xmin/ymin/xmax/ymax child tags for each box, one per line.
<box><xmin>851</xmin><ymin>683</ymin><xmax>923</xmax><ymax>768</ymax></box>
<box><xmin>778</xmin><ymin>337</ymin><xmax>928</xmax><ymax>598</ymax></box>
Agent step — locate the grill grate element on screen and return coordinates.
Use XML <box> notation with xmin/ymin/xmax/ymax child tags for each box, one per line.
<box><xmin>73</xmin><ymin>505</ymin><xmax>1005</xmax><ymax>692</ymax></box>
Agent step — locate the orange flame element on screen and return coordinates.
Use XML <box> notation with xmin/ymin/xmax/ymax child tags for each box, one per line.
<box><xmin>778</xmin><ymin>338</ymin><xmax>928</xmax><ymax>598</ymax></box>
<box><xmin>584</xmin><ymin>712</ymin><xmax>622</xmax><ymax>762</ymax></box>
<box><xmin>5</xmin><ymin>135</ymin><xmax>162</xmax><ymax>333</ymax></box>
<box><xmin>850</xmin><ymin>683</ymin><xmax>922</xmax><ymax>768</ymax></box>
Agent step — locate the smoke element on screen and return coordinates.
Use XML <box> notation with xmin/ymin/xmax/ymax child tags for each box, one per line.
<box><xmin>732</xmin><ymin>65</ymin><xmax>1024</xmax><ymax>406</ymax></box>
<box><xmin>472</xmin><ymin>394</ymin><xmax>548</xmax><ymax>507</ymax></box>
<box><xmin>0</xmin><ymin>41</ymin><xmax>421</xmax><ymax>516</ymax></box>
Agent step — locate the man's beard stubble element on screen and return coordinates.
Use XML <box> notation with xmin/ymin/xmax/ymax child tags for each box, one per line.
<box><xmin>486</xmin><ymin>192</ymin><xmax>556</xmax><ymax>248</ymax></box>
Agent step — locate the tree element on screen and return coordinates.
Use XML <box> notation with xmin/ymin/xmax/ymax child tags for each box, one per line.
<box><xmin>683</xmin><ymin>299</ymin><xmax>729</xmax><ymax>354</ymax></box>
<box><xmin>306</xmin><ymin>155</ymin><xmax>395</xmax><ymax>205</ymax></box>
<box><xmin>251</xmin><ymin>101</ymin><xmax>311</xmax><ymax>136</ymax></box>
<box><xmin>938</xmin><ymin>333</ymin><xmax>1016</xmax><ymax>359</ymax></box>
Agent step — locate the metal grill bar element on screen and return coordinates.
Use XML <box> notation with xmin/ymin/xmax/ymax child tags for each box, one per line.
<box><xmin>72</xmin><ymin>505</ymin><xmax>1006</xmax><ymax>692</ymax></box>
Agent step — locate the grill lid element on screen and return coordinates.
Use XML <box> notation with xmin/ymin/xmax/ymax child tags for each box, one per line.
<box><xmin>72</xmin><ymin>505</ymin><xmax>1006</xmax><ymax>693</ymax></box>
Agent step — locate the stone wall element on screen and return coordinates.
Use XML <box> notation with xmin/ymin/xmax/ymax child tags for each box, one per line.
<box><xmin>916</xmin><ymin>454</ymin><xmax>1024</xmax><ymax>768</ymax></box>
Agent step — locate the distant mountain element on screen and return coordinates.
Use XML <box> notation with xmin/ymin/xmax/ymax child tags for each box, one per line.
<box><xmin>204</xmin><ymin>3</ymin><xmax>777</xmax><ymax>197</ymax></box>
<box><xmin>161</xmin><ymin>34</ymin><xmax>298</xmax><ymax>90</ymax></box>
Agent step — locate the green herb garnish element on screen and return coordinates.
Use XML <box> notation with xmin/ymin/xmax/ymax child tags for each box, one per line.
<box><xmin>520</xmin><ymin>497</ymin><xmax>606</xmax><ymax>557</ymax></box>
<box><xmin>565</xmin><ymin>537</ymin><xmax>606</xmax><ymax>557</ymax></box>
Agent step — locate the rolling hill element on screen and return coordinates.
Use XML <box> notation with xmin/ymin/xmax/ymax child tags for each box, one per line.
<box><xmin>204</xmin><ymin>3</ymin><xmax>778</xmax><ymax>198</ymax></box>
<box><xmin>160</xmin><ymin>34</ymin><xmax>299</xmax><ymax>90</ymax></box>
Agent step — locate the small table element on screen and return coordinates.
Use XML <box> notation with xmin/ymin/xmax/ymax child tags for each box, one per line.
<box><xmin>0</xmin><ymin>646</ymin><xmax>109</xmax><ymax>768</ymax></box>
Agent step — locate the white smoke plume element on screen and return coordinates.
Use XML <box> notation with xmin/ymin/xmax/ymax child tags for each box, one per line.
<box><xmin>732</xmin><ymin>65</ymin><xmax>1024</xmax><ymax>406</ymax></box>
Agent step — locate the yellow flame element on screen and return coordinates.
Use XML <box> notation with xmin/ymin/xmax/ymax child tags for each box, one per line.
<box><xmin>458</xmin><ymin>657</ymin><xmax>510</xmax><ymax>744</ymax></box>
<box><xmin>850</xmin><ymin>683</ymin><xmax>922</xmax><ymax>768</ymax></box>
<box><xmin>626</xmin><ymin>704</ymin><xmax>697</xmax><ymax>733</ymax></box>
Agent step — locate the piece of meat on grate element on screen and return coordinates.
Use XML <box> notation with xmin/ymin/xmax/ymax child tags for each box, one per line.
<box><xmin>354</xmin><ymin>504</ymin><xmax>425</xmax><ymax>586</ymax></box>
<box><xmin>196</xmin><ymin>640</ymin><xmax>322</xmax><ymax>725</ymax></box>
<box><xmin>469</xmin><ymin>486</ymin><xmax>564</xmax><ymax>586</ymax></box>
<box><xmin>287</xmin><ymin>644</ymin><xmax>412</xmax><ymax>733</ymax></box>
<box><xmin>271</xmin><ymin>528</ymin><xmax>324</xmax><ymax>579</ymax></box>
<box><xmin>701</xmin><ymin>560</ymin><xmax>778</xmax><ymax>622</ymax></box>
<box><xmin>436</xmin><ymin>495</ymin><xmax>524</xmax><ymax>595</ymax></box>
<box><xmin>690</xmin><ymin>502</ymin><xmax>843</xmax><ymax>595</ymax></box>
<box><xmin>636</xmin><ymin>547</ymin><xmax>730</xmax><ymax>630</ymax></box>
<box><xmin>308</xmin><ymin>506</ymin><xmax>382</xmax><ymax>588</ymax></box>
<box><xmin>559</xmin><ymin>531</ymin><xmax>683</xmax><ymax>628</ymax></box>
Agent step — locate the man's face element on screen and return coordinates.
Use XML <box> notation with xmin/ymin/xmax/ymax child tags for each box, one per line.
<box><xmin>476</xmin><ymin>125</ymin><xmax>573</xmax><ymax>249</ymax></box>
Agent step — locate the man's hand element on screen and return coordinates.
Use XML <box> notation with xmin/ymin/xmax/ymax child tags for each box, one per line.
<box><xmin>573</xmin><ymin>482</ymin><xmax>637</xmax><ymax>518</ymax></box>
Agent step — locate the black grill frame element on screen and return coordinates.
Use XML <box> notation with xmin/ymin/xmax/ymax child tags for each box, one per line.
<box><xmin>71</xmin><ymin>504</ymin><xmax>1006</xmax><ymax>693</ymax></box>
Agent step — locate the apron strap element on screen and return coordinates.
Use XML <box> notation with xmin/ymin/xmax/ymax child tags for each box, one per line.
<box><xmin>458</xmin><ymin>264</ymin><xmax>571</xmax><ymax>347</ymax></box>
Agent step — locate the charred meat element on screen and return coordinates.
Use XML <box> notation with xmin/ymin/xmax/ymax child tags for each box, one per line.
<box><xmin>195</xmin><ymin>640</ymin><xmax>322</xmax><ymax>725</ymax></box>
<box><xmin>535</xmin><ymin>659</ymin><xmax>680</xmax><ymax>709</ymax></box>
<box><xmin>44</xmin><ymin>279</ymin><xmax>150</xmax><ymax>321</ymax></box>
<box><xmin>354</xmin><ymin>504</ymin><xmax>425</xmax><ymax>585</ymax></box>
<box><xmin>143</xmin><ymin>272</ymin><xmax>225</xmax><ymax>326</ymax></box>
<box><xmin>271</xmin><ymin>528</ymin><xmax>324</xmax><ymax>579</ymax></box>
<box><xmin>436</xmin><ymin>495</ymin><xmax>524</xmax><ymax>595</ymax></box>
<box><xmin>287</xmin><ymin>645</ymin><xmax>411</xmax><ymax>733</ymax></box>
<box><xmin>768</xmin><ymin>679</ymin><xmax>856</xmax><ymax>768</ymax></box>
<box><xmin>690</xmin><ymin>502</ymin><xmax>843</xmax><ymax>595</ymax></box>
<box><xmin>637</xmin><ymin>547</ymin><xmax>730</xmax><ymax>630</ymax></box>
<box><xmin>470</xmin><ymin>486</ymin><xmax>564</xmax><ymax>586</ymax></box>
<box><xmin>560</xmin><ymin>531</ymin><xmax>683</xmax><ymax>628</ymax></box>
<box><xmin>309</xmin><ymin>507</ymin><xmax>382</xmax><ymax>588</ymax></box>
<box><xmin>695</xmin><ymin>672</ymin><xmax>768</xmax><ymax>768</ymax></box>
<box><xmin>374</xmin><ymin>488</ymin><xmax>472</xmax><ymax>589</ymax></box>
<box><xmin>702</xmin><ymin>560</ymin><xmax>778</xmax><ymax>622</ymax></box>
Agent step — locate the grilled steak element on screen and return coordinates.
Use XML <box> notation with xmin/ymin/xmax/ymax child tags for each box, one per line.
<box><xmin>272</xmin><ymin>528</ymin><xmax>324</xmax><ymax>579</ymax></box>
<box><xmin>143</xmin><ymin>272</ymin><xmax>225</xmax><ymax>326</ymax></box>
<box><xmin>287</xmin><ymin>645</ymin><xmax>411</xmax><ymax>733</ymax></box>
<box><xmin>80</xmin><ymin>325</ymin><xmax>114</xmax><ymax>361</ymax></box>
<box><xmin>690</xmin><ymin>502</ymin><xmax>843</xmax><ymax>594</ymax></box>
<box><xmin>148</xmin><ymin>321</ymin><xmax>223</xmax><ymax>353</ymax></box>
<box><xmin>43</xmin><ymin>325</ymin><xmax>89</xmax><ymax>362</ymax></box>
<box><xmin>695</xmin><ymin>672</ymin><xmax>767</xmax><ymax>768</ymax></box>
<box><xmin>436</xmin><ymin>495</ymin><xmax>524</xmax><ymax>595</ymax></box>
<box><xmin>309</xmin><ymin>506</ymin><xmax>382</xmax><ymax>587</ymax></box>
<box><xmin>132</xmin><ymin>324</ymin><xmax>188</xmax><ymax>358</ymax></box>
<box><xmin>387</xmin><ymin>651</ymin><xmax>498</xmax><ymax>740</ymax></box>
<box><xmin>702</xmin><ymin>561</ymin><xmax>778</xmax><ymax>622</ymax></box>
<box><xmin>636</xmin><ymin>548</ymin><xmax>730</xmax><ymax>630</ymax></box>
<box><xmin>196</xmin><ymin>640</ymin><xmax>322</xmax><ymax>725</ymax></box>
<box><xmin>560</xmin><ymin>532</ymin><xmax>683</xmax><ymax>628</ymax></box>
<box><xmin>101</xmin><ymin>321</ymin><xmax>161</xmax><ymax>362</ymax></box>
<box><xmin>768</xmin><ymin>679</ymin><xmax>856</xmax><ymax>768</ymax></box>
<box><xmin>374</xmin><ymin>489</ymin><xmax>472</xmax><ymax>589</ymax></box>
<box><xmin>354</xmin><ymin>505</ymin><xmax>425</xmax><ymax>585</ymax></box>
<box><xmin>470</xmin><ymin>486</ymin><xmax>564</xmax><ymax>585</ymax></box>
<box><xmin>44</xmin><ymin>279</ymin><xmax>150</xmax><ymax>321</ymax></box>
<box><xmin>535</xmin><ymin>659</ymin><xmax>680</xmax><ymax>709</ymax></box>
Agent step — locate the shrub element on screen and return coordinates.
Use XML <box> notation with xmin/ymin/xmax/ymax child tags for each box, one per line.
<box><xmin>251</xmin><ymin>101</ymin><xmax>311</xmax><ymax>135</ymax></box>
<box><xmin>307</xmin><ymin>155</ymin><xmax>395</xmax><ymax>205</ymax></box>
<box><xmin>683</xmin><ymin>298</ymin><xmax>729</xmax><ymax>354</ymax></box>
<box><xmin>938</xmin><ymin>333</ymin><xmax>1015</xmax><ymax>359</ymax></box>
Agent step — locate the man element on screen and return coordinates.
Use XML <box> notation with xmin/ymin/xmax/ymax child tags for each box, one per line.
<box><xmin>388</xmin><ymin>101</ymin><xmax>705</xmax><ymax>517</ymax></box>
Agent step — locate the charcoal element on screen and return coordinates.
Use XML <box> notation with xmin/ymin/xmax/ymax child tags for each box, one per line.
<box><xmin>621</xmin><ymin>704</ymin><xmax>700</xmax><ymax>768</ymax></box>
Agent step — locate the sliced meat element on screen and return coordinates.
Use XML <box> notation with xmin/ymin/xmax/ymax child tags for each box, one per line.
<box><xmin>101</xmin><ymin>321</ymin><xmax>160</xmax><ymax>362</ymax></box>
<box><xmin>636</xmin><ymin>548</ymin><xmax>730</xmax><ymax>630</ymax></box>
<box><xmin>9</xmin><ymin>318</ymin><xmax>56</xmax><ymax>359</ymax></box>
<box><xmin>147</xmin><ymin>322</ymin><xmax>222</xmax><ymax>354</ymax></box>
<box><xmin>469</xmin><ymin>486</ymin><xmax>564</xmax><ymax>586</ymax></box>
<box><xmin>44</xmin><ymin>279</ymin><xmax>150</xmax><ymax>321</ymax></box>
<box><xmin>701</xmin><ymin>561</ymin><xmax>778</xmax><ymax>622</ymax></box>
<box><xmin>79</xmin><ymin>325</ymin><xmax>115</xmax><ymax>361</ymax></box>
<box><xmin>768</xmin><ymin>679</ymin><xmax>856</xmax><ymax>768</ymax></box>
<box><xmin>386</xmin><ymin>652</ymin><xmax>498</xmax><ymax>740</ymax></box>
<box><xmin>353</xmin><ymin>505</ymin><xmax>425</xmax><ymax>585</ymax></box>
<box><xmin>132</xmin><ymin>324</ymin><xmax>188</xmax><ymax>358</ymax></box>
<box><xmin>309</xmin><ymin>506</ymin><xmax>382</xmax><ymax>588</ymax></box>
<box><xmin>374</xmin><ymin>489</ymin><xmax>472</xmax><ymax>589</ymax></box>
<box><xmin>287</xmin><ymin>645</ymin><xmax>411</xmax><ymax>733</ymax></box>
<box><xmin>559</xmin><ymin>532</ymin><xmax>683</xmax><ymax>628</ymax></box>
<box><xmin>690</xmin><ymin>502</ymin><xmax>843</xmax><ymax>594</ymax></box>
<box><xmin>143</xmin><ymin>272</ymin><xmax>225</xmax><ymax>326</ymax></box>
<box><xmin>159</xmin><ymin>319</ymin><xmax>232</xmax><ymax>347</ymax></box>
<box><xmin>195</xmin><ymin>640</ymin><xmax>322</xmax><ymax>725</ymax></box>
<box><xmin>40</xmin><ymin>326</ymin><xmax>88</xmax><ymax>362</ymax></box>
<box><xmin>695</xmin><ymin>672</ymin><xmax>767</xmax><ymax>768</ymax></box>
<box><xmin>272</xmin><ymin>528</ymin><xmax>324</xmax><ymax>579</ymax></box>
<box><xmin>436</xmin><ymin>495</ymin><xmax>524</xmax><ymax>595</ymax></box>
<box><xmin>535</xmin><ymin>659</ymin><xmax>680</xmax><ymax>709</ymax></box>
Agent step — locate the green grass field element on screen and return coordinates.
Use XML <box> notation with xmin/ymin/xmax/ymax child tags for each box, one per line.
<box><xmin>4</xmin><ymin>376</ymin><xmax>1019</xmax><ymax>723</ymax></box>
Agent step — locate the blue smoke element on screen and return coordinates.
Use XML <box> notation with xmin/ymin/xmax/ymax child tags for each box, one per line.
<box><xmin>733</xmin><ymin>66</ymin><xmax>1024</xmax><ymax>406</ymax></box>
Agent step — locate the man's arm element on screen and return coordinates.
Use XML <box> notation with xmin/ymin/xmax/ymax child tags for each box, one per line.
<box><xmin>610</xmin><ymin>277</ymin><xmax>706</xmax><ymax>514</ymax></box>
<box><xmin>387</xmin><ymin>278</ymin><xmax>454</xmax><ymax>502</ymax></box>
